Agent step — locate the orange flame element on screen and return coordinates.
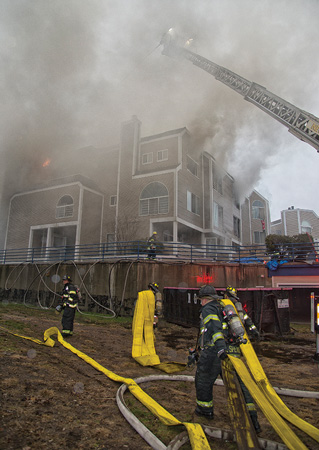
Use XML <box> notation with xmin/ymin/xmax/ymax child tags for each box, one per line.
<box><xmin>42</xmin><ymin>159</ymin><xmax>51</xmax><ymax>167</ymax></box>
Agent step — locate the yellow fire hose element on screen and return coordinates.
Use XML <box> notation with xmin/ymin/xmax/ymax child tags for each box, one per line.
<box><xmin>1</xmin><ymin>324</ymin><xmax>210</xmax><ymax>450</ymax></box>
<box><xmin>131</xmin><ymin>291</ymin><xmax>318</xmax><ymax>449</ymax></box>
<box><xmin>221</xmin><ymin>358</ymin><xmax>261</xmax><ymax>449</ymax></box>
<box><xmin>221</xmin><ymin>298</ymin><xmax>319</xmax><ymax>449</ymax></box>
<box><xmin>132</xmin><ymin>290</ymin><xmax>187</xmax><ymax>373</ymax></box>
<box><xmin>2</xmin><ymin>293</ymin><xmax>319</xmax><ymax>450</ymax></box>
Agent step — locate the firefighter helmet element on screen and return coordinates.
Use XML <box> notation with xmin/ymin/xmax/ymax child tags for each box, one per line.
<box><xmin>226</xmin><ymin>285</ymin><xmax>239</xmax><ymax>299</ymax></box>
<box><xmin>62</xmin><ymin>275</ymin><xmax>72</xmax><ymax>282</ymax></box>
<box><xmin>148</xmin><ymin>282</ymin><xmax>159</xmax><ymax>293</ymax></box>
<box><xmin>198</xmin><ymin>285</ymin><xmax>221</xmax><ymax>299</ymax></box>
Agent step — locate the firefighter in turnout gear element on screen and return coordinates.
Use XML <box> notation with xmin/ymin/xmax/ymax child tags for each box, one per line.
<box><xmin>56</xmin><ymin>275</ymin><xmax>80</xmax><ymax>337</ymax></box>
<box><xmin>147</xmin><ymin>231</ymin><xmax>157</xmax><ymax>260</ymax></box>
<box><xmin>225</xmin><ymin>286</ymin><xmax>260</xmax><ymax>340</ymax></box>
<box><xmin>194</xmin><ymin>285</ymin><xmax>261</xmax><ymax>433</ymax></box>
<box><xmin>148</xmin><ymin>282</ymin><xmax>162</xmax><ymax>328</ymax></box>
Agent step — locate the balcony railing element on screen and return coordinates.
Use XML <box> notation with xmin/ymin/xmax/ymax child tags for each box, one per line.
<box><xmin>0</xmin><ymin>241</ymin><xmax>318</xmax><ymax>264</ymax></box>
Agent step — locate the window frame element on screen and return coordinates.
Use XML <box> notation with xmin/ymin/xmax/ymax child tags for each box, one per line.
<box><xmin>213</xmin><ymin>201</ymin><xmax>223</xmax><ymax>228</ymax></box>
<box><xmin>110</xmin><ymin>195</ymin><xmax>117</xmax><ymax>207</ymax></box>
<box><xmin>252</xmin><ymin>200</ymin><xmax>264</xmax><ymax>219</ymax></box>
<box><xmin>187</xmin><ymin>190</ymin><xmax>200</xmax><ymax>215</ymax></box>
<box><xmin>139</xmin><ymin>182</ymin><xmax>169</xmax><ymax>216</ymax></box>
<box><xmin>233</xmin><ymin>215</ymin><xmax>240</xmax><ymax>238</ymax></box>
<box><xmin>254</xmin><ymin>231</ymin><xmax>265</xmax><ymax>244</ymax></box>
<box><xmin>187</xmin><ymin>155</ymin><xmax>199</xmax><ymax>177</ymax></box>
<box><xmin>142</xmin><ymin>152</ymin><xmax>153</xmax><ymax>165</ymax></box>
<box><xmin>56</xmin><ymin>195</ymin><xmax>74</xmax><ymax>219</ymax></box>
<box><xmin>157</xmin><ymin>149</ymin><xmax>168</xmax><ymax>162</ymax></box>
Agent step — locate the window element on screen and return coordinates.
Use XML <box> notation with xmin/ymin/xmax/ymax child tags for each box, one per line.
<box><xmin>157</xmin><ymin>149</ymin><xmax>168</xmax><ymax>162</ymax></box>
<box><xmin>233</xmin><ymin>216</ymin><xmax>240</xmax><ymax>238</ymax></box>
<box><xmin>31</xmin><ymin>229</ymin><xmax>48</xmax><ymax>258</ymax></box>
<box><xmin>139</xmin><ymin>182</ymin><xmax>168</xmax><ymax>216</ymax></box>
<box><xmin>213</xmin><ymin>164</ymin><xmax>223</xmax><ymax>194</ymax></box>
<box><xmin>187</xmin><ymin>156</ymin><xmax>199</xmax><ymax>177</ymax></box>
<box><xmin>301</xmin><ymin>220</ymin><xmax>312</xmax><ymax>234</ymax></box>
<box><xmin>254</xmin><ymin>231</ymin><xmax>265</xmax><ymax>244</ymax></box>
<box><xmin>213</xmin><ymin>202</ymin><xmax>223</xmax><ymax>228</ymax></box>
<box><xmin>110</xmin><ymin>195</ymin><xmax>117</xmax><ymax>206</ymax></box>
<box><xmin>252</xmin><ymin>200</ymin><xmax>264</xmax><ymax>219</ymax></box>
<box><xmin>187</xmin><ymin>190</ymin><xmax>200</xmax><ymax>215</ymax></box>
<box><xmin>231</xmin><ymin>182</ymin><xmax>240</xmax><ymax>209</ymax></box>
<box><xmin>56</xmin><ymin>195</ymin><xmax>74</xmax><ymax>219</ymax></box>
<box><xmin>142</xmin><ymin>153</ymin><xmax>153</xmax><ymax>164</ymax></box>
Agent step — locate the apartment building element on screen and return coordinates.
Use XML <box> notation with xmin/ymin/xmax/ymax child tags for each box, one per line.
<box><xmin>4</xmin><ymin>116</ymin><xmax>270</xmax><ymax>252</ymax></box>
<box><xmin>270</xmin><ymin>207</ymin><xmax>319</xmax><ymax>240</ymax></box>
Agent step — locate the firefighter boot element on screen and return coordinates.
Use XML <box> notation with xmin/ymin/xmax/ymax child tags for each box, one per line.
<box><xmin>195</xmin><ymin>406</ymin><xmax>214</xmax><ymax>420</ymax></box>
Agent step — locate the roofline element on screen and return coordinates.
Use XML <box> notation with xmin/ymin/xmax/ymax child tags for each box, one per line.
<box><xmin>140</xmin><ymin>127</ymin><xmax>189</xmax><ymax>142</ymax></box>
<box><xmin>9</xmin><ymin>181</ymin><xmax>104</xmax><ymax>202</ymax></box>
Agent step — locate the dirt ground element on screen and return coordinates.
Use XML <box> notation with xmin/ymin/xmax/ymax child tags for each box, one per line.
<box><xmin>1</xmin><ymin>304</ymin><xmax>319</xmax><ymax>450</ymax></box>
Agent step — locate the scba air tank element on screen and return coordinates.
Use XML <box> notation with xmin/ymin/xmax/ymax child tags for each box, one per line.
<box><xmin>223</xmin><ymin>304</ymin><xmax>247</xmax><ymax>344</ymax></box>
<box><xmin>234</xmin><ymin>301</ymin><xmax>245</xmax><ymax>322</ymax></box>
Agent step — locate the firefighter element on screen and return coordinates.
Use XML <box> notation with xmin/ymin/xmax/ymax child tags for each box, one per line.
<box><xmin>225</xmin><ymin>286</ymin><xmax>260</xmax><ymax>340</ymax></box>
<box><xmin>147</xmin><ymin>231</ymin><xmax>157</xmax><ymax>260</ymax></box>
<box><xmin>194</xmin><ymin>284</ymin><xmax>261</xmax><ymax>433</ymax></box>
<box><xmin>148</xmin><ymin>282</ymin><xmax>162</xmax><ymax>328</ymax></box>
<box><xmin>56</xmin><ymin>275</ymin><xmax>80</xmax><ymax>337</ymax></box>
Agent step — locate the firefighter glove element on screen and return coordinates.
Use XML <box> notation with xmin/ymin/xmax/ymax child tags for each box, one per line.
<box><xmin>56</xmin><ymin>305</ymin><xmax>63</xmax><ymax>313</ymax></box>
<box><xmin>250</xmin><ymin>328</ymin><xmax>260</xmax><ymax>340</ymax></box>
<box><xmin>187</xmin><ymin>348</ymin><xmax>199</xmax><ymax>367</ymax></box>
<box><xmin>217</xmin><ymin>349</ymin><xmax>228</xmax><ymax>360</ymax></box>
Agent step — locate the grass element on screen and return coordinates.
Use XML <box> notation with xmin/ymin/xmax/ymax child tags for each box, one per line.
<box><xmin>0</xmin><ymin>302</ymin><xmax>133</xmax><ymax>326</ymax></box>
<box><xmin>125</xmin><ymin>395</ymin><xmax>186</xmax><ymax>446</ymax></box>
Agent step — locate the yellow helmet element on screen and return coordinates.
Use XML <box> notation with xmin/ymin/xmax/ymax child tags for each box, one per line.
<box><xmin>148</xmin><ymin>282</ymin><xmax>159</xmax><ymax>293</ymax></box>
<box><xmin>226</xmin><ymin>285</ymin><xmax>239</xmax><ymax>299</ymax></box>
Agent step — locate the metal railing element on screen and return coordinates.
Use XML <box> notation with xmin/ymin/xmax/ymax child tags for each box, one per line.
<box><xmin>0</xmin><ymin>240</ymin><xmax>318</xmax><ymax>264</ymax></box>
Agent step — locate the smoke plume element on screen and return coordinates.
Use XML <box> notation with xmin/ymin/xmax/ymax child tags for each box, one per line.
<box><xmin>0</xmin><ymin>0</ymin><xmax>318</xmax><ymax>246</ymax></box>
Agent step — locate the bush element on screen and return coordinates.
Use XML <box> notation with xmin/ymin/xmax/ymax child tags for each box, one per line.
<box><xmin>265</xmin><ymin>234</ymin><xmax>314</xmax><ymax>261</ymax></box>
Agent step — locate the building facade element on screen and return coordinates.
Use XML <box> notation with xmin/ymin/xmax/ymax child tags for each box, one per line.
<box><xmin>241</xmin><ymin>191</ymin><xmax>271</xmax><ymax>246</ymax></box>
<box><xmin>270</xmin><ymin>207</ymin><xmax>319</xmax><ymax>240</ymax></box>
<box><xmin>4</xmin><ymin>116</ymin><xmax>270</xmax><ymax>253</ymax></box>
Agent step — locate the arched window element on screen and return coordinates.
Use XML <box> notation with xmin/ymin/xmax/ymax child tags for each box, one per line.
<box><xmin>56</xmin><ymin>195</ymin><xmax>74</xmax><ymax>219</ymax></box>
<box><xmin>252</xmin><ymin>200</ymin><xmax>264</xmax><ymax>219</ymax></box>
<box><xmin>301</xmin><ymin>220</ymin><xmax>312</xmax><ymax>234</ymax></box>
<box><xmin>140</xmin><ymin>182</ymin><xmax>168</xmax><ymax>216</ymax></box>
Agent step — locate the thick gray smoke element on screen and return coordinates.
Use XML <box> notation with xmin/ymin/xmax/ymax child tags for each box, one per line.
<box><xmin>1</xmin><ymin>0</ymin><xmax>318</xmax><ymax>246</ymax></box>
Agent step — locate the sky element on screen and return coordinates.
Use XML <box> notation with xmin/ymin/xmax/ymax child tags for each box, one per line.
<box><xmin>0</xmin><ymin>0</ymin><xmax>318</xmax><ymax>243</ymax></box>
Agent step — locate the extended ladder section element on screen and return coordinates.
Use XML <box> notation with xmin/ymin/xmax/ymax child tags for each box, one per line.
<box><xmin>162</xmin><ymin>41</ymin><xmax>319</xmax><ymax>153</ymax></box>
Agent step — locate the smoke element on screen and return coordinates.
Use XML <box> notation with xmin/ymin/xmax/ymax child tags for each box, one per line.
<box><xmin>0</xmin><ymin>0</ymin><xmax>318</xmax><ymax>244</ymax></box>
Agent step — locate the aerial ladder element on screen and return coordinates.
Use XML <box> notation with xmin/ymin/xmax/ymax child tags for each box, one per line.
<box><xmin>161</xmin><ymin>31</ymin><xmax>319</xmax><ymax>153</ymax></box>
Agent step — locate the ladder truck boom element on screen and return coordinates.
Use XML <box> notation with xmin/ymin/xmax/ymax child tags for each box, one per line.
<box><xmin>161</xmin><ymin>36</ymin><xmax>319</xmax><ymax>153</ymax></box>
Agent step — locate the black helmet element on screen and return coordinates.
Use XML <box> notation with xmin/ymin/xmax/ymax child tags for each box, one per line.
<box><xmin>148</xmin><ymin>282</ymin><xmax>159</xmax><ymax>293</ymax></box>
<box><xmin>198</xmin><ymin>285</ymin><xmax>221</xmax><ymax>299</ymax></box>
<box><xmin>62</xmin><ymin>275</ymin><xmax>72</xmax><ymax>282</ymax></box>
<box><xmin>226</xmin><ymin>285</ymin><xmax>239</xmax><ymax>299</ymax></box>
